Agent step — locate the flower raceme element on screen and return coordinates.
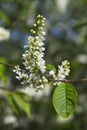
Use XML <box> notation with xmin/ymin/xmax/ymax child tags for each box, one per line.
<box><xmin>13</xmin><ymin>15</ymin><xmax>48</xmax><ymax>91</ymax></box>
<box><xmin>49</xmin><ymin>60</ymin><xmax>70</xmax><ymax>85</ymax></box>
<box><xmin>13</xmin><ymin>15</ymin><xmax>70</xmax><ymax>91</ymax></box>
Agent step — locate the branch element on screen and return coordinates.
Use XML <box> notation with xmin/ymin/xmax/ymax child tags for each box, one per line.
<box><xmin>0</xmin><ymin>61</ymin><xmax>87</xmax><ymax>84</ymax></box>
<box><xmin>0</xmin><ymin>61</ymin><xmax>14</xmax><ymax>67</ymax></box>
<box><xmin>54</xmin><ymin>78</ymin><xmax>87</xmax><ymax>83</ymax></box>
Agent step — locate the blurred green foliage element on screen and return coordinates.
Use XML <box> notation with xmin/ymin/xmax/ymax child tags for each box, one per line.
<box><xmin>0</xmin><ymin>57</ymin><xmax>7</xmax><ymax>82</ymax></box>
<box><xmin>0</xmin><ymin>0</ymin><xmax>87</xmax><ymax>130</ymax></box>
<box><xmin>4</xmin><ymin>90</ymin><xmax>31</xmax><ymax>117</ymax></box>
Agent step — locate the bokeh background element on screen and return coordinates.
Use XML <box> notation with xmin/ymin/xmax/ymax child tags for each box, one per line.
<box><xmin>0</xmin><ymin>0</ymin><xmax>87</xmax><ymax>130</ymax></box>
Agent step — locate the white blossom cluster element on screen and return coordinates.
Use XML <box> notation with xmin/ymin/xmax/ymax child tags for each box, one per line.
<box><xmin>0</xmin><ymin>27</ymin><xmax>10</xmax><ymax>41</ymax></box>
<box><xmin>13</xmin><ymin>15</ymin><xmax>48</xmax><ymax>91</ymax></box>
<box><xmin>49</xmin><ymin>60</ymin><xmax>70</xmax><ymax>85</ymax></box>
<box><xmin>13</xmin><ymin>15</ymin><xmax>70</xmax><ymax>91</ymax></box>
<box><xmin>58</xmin><ymin>60</ymin><xmax>70</xmax><ymax>80</ymax></box>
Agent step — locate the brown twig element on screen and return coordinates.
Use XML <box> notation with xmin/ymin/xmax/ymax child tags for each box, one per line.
<box><xmin>54</xmin><ymin>78</ymin><xmax>87</xmax><ymax>83</ymax></box>
<box><xmin>0</xmin><ymin>61</ymin><xmax>14</xmax><ymax>67</ymax></box>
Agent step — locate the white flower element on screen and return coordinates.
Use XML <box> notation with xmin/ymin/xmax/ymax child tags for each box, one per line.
<box><xmin>41</xmin><ymin>31</ymin><xmax>46</xmax><ymax>36</ymax></box>
<box><xmin>16</xmin><ymin>72</ymin><xmax>26</xmax><ymax>80</ymax></box>
<box><xmin>49</xmin><ymin>70</ymin><xmax>55</xmax><ymax>75</ymax></box>
<box><xmin>53</xmin><ymin>60</ymin><xmax>70</xmax><ymax>85</ymax></box>
<box><xmin>13</xmin><ymin>65</ymin><xmax>21</xmax><ymax>73</ymax></box>
<box><xmin>57</xmin><ymin>60</ymin><xmax>70</xmax><ymax>84</ymax></box>
<box><xmin>42</xmin><ymin>76</ymin><xmax>48</xmax><ymax>82</ymax></box>
<box><xmin>38</xmin><ymin>42</ymin><xmax>44</xmax><ymax>46</ymax></box>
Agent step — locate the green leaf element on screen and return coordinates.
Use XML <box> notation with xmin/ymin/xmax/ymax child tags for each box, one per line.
<box><xmin>0</xmin><ymin>57</ymin><xmax>7</xmax><ymax>83</ymax></box>
<box><xmin>13</xmin><ymin>92</ymin><xmax>31</xmax><ymax>117</ymax></box>
<box><xmin>14</xmin><ymin>91</ymin><xmax>30</xmax><ymax>100</ymax></box>
<box><xmin>0</xmin><ymin>10</ymin><xmax>10</xmax><ymax>25</ymax></box>
<box><xmin>4</xmin><ymin>90</ymin><xmax>31</xmax><ymax>117</ymax></box>
<box><xmin>46</xmin><ymin>64</ymin><xmax>56</xmax><ymax>71</ymax></box>
<box><xmin>52</xmin><ymin>83</ymin><xmax>77</xmax><ymax>118</ymax></box>
<box><xmin>4</xmin><ymin>90</ymin><xmax>22</xmax><ymax>116</ymax></box>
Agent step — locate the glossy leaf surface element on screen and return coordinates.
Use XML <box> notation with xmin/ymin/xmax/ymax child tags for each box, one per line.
<box><xmin>52</xmin><ymin>83</ymin><xmax>77</xmax><ymax>118</ymax></box>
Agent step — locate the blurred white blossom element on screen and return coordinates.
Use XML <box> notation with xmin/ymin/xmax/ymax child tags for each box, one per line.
<box><xmin>3</xmin><ymin>115</ymin><xmax>18</xmax><ymax>125</ymax></box>
<box><xmin>0</xmin><ymin>27</ymin><xmax>10</xmax><ymax>41</ymax></box>
<box><xmin>56</xmin><ymin>0</ymin><xmax>70</xmax><ymax>13</ymax></box>
<box><xmin>56</xmin><ymin>114</ymin><xmax>74</xmax><ymax>123</ymax></box>
<box><xmin>20</xmin><ymin>84</ymin><xmax>51</xmax><ymax>100</ymax></box>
